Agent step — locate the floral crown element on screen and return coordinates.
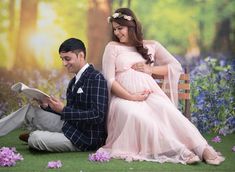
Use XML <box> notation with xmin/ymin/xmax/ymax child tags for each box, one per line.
<box><xmin>107</xmin><ymin>12</ymin><xmax>133</xmax><ymax>23</ymax></box>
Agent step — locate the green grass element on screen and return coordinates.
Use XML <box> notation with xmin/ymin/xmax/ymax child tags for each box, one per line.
<box><xmin>0</xmin><ymin>129</ymin><xmax>234</xmax><ymax>172</ymax></box>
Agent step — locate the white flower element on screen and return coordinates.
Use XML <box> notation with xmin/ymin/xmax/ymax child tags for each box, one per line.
<box><xmin>112</xmin><ymin>13</ymin><xmax>120</xmax><ymax>18</ymax></box>
<box><xmin>107</xmin><ymin>13</ymin><xmax>133</xmax><ymax>23</ymax></box>
<box><xmin>123</xmin><ymin>15</ymin><xmax>132</xmax><ymax>21</ymax></box>
<box><xmin>107</xmin><ymin>16</ymin><xmax>111</xmax><ymax>23</ymax></box>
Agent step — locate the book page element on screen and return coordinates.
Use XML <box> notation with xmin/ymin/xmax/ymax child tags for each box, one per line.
<box><xmin>22</xmin><ymin>88</ymin><xmax>50</xmax><ymax>100</ymax></box>
<box><xmin>11</xmin><ymin>82</ymin><xmax>50</xmax><ymax>100</ymax></box>
<box><xmin>11</xmin><ymin>82</ymin><xmax>29</xmax><ymax>93</ymax></box>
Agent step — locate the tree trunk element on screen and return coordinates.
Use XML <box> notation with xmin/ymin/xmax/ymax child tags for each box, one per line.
<box><xmin>212</xmin><ymin>18</ymin><xmax>231</xmax><ymax>55</ymax></box>
<box><xmin>127</xmin><ymin>0</ymin><xmax>131</xmax><ymax>8</ymax></box>
<box><xmin>14</xmin><ymin>0</ymin><xmax>38</xmax><ymax>70</ymax></box>
<box><xmin>8</xmin><ymin>0</ymin><xmax>16</xmax><ymax>69</ymax></box>
<box><xmin>8</xmin><ymin>0</ymin><xmax>15</xmax><ymax>50</ymax></box>
<box><xmin>211</xmin><ymin>0</ymin><xmax>233</xmax><ymax>58</ymax></box>
<box><xmin>185</xmin><ymin>32</ymin><xmax>200</xmax><ymax>61</ymax></box>
<box><xmin>87</xmin><ymin>0</ymin><xmax>111</xmax><ymax>70</ymax></box>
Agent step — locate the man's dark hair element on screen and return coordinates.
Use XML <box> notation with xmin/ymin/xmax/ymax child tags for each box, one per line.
<box><xmin>59</xmin><ymin>38</ymin><xmax>86</xmax><ymax>57</ymax></box>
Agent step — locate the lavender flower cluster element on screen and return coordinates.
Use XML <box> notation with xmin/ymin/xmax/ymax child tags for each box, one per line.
<box><xmin>47</xmin><ymin>160</ymin><xmax>62</xmax><ymax>168</ymax></box>
<box><xmin>190</xmin><ymin>57</ymin><xmax>235</xmax><ymax>134</ymax></box>
<box><xmin>88</xmin><ymin>151</ymin><xmax>111</xmax><ymax>162</ymax></box>
<box><xmin>211</xmin><ymin>136</ymin><xmax>221</xmax><ymax>143</ymax></box>
<box><xmin>211</xmin><ymin>136</ymin><xmax>235</xmax><ymax>152</ymax></box>
<box><xmin>0</xmin><ymin>147</ymin><xmax>23</xmax><ymax>167</ymax></box>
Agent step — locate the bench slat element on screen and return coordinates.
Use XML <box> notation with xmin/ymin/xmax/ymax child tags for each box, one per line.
<box><xmin>178</xmin><ymin>83</ymin><xmax>190</xmax><ymax>90</ymax></box>
<box><xmin>178</xmin><ymin>93</ymin><xmax>190</xmax><ymax>99</ymax></box>
<box><xmin>152</xmin><ymin>73</ymin><xmax>191</xmax><ymax>120</ymax></box>
<box><xmin>179</xmin><ymin>74</ymin><xmax>190</xmax><ymax>80</ymax></box>
<box><xmin>152</xmin><ymin>74</ymin><xmax>190</xmax><ymax>80</ymax></box>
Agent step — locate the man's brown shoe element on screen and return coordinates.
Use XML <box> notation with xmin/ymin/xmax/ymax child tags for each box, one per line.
<box><xmin>19</xmin><ymin>132</ymin><xmax>29</xmax><ymax>143</ymax></box>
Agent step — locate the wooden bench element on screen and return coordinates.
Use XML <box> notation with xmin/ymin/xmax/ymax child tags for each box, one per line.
<box><xmin>152</xmin><ymin>72</ymin><xmax>191</xmax><ymax>120</ymax></box>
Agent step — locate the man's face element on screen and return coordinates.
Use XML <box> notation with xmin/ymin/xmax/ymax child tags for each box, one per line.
<box><xmin>60</xmin><ymin>51</ymin><xmax>81</xmax><ymax>74</ymax></box>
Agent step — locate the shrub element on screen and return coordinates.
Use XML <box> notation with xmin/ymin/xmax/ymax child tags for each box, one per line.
<box><xmin>190</xmin><ymin>57</ymin><xmax>235</xmax><ymax>134</ymax></box>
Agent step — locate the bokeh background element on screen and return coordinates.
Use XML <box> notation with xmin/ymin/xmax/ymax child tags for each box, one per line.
<box><xmin>0</xmin><ymin>0</ymin><xmax>234</xmax><ymax>134</ymax></box>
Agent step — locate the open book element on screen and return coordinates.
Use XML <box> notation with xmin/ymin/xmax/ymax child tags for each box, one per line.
<box><xmin>11</xmin><ymin>82</ymin><xmax>50</xmax><ymax>100</ymax></box>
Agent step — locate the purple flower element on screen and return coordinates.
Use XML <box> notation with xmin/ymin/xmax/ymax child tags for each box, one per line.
<box><xmin>88</xmin><ymin>151</ymin><xmax>111</xmax><ymax>162</ymax></box>
<box><xmin>211</xmin><ymin>136</ymin><xmax>221</xmax><ymax>143</ymax></box>
<box><xmin>219</xmin><ymin>128</ymin><xmax>227</xmax><ymax>136</ymax></box>
<box><xmin>232</xmin><ymin>146</ymin><xmax>235</xmax><ymax>152</ymax></box>
<box><xmin>0</xmin><ymin>147</ymin><xmax>23</xmax><ymax>167</ymax></box>
<box><xmin>47</xmin><ymin>160</ymin><xmax>62</xmax><ymax>168</ymax></box>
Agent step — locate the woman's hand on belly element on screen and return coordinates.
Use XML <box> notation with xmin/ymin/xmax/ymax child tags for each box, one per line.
<box><xmin>130</xmin><ymin>89</ymin><xmax>153</xmax><ymax>101</ymax></box>
<box><xmin>132</xmin><ymin>62</ymin><xmax>152</xmax><ymax>75</ymax></box>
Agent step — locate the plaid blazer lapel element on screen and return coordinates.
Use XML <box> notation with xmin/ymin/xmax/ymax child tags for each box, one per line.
<box><xmin>72</xmin><ymin>65</ymin><xmax>94</xmax><ymax>93</ymax></box>
<box><xmin>66</xmin><ymin>76</ymin><xmax>76</xmax><ymax>106</ymax></box>
<box><xmin>69</xmin><ymin>76</ymin><xmax>76</xmax><ymax>87</ymax></box>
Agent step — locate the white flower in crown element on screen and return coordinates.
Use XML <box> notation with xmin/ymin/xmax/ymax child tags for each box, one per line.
<box><xmin>107</xmin><ymin>16</ymin><xmax>111</xmax><ymax>23</ymax></box>
<box><xmin>123</xmin><ymin>15</ymin><xmax>132</xmax><ymax>21</ymax></box>
<box><xmin>107</xmin><ymin>12</ymin><xmax>133</xmax><ymax>23</ymax></box>
<box><xmin>112</xmin><ymin>13</ymin><xmax>120</xmax><ymax>18</ymax></box>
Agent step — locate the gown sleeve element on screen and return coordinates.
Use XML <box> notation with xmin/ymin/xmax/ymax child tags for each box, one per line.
<box><xmin>102</xmin><ymin>42</ymin><xmax>117</xmax><ymax>93</ymax></box>
<box><xmin>153</xmin><ymin>41</ymin><xmax>183</xmax><ymax>107</ymax></box>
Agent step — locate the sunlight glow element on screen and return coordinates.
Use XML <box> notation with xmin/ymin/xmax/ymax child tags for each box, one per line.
<box><xmin>37</xmin><ymin>3</ymin><xmax>57</xmax><ymax>28</ymax></box>
<box><xmin>29</xmin><ymin>32</ymin><xmax>54</xmax><ymax>65</ymax></box>
<box><xmin>28</xmin><ymin>2</ymin><xmax>67</xmax><ymax>68</ymax></box>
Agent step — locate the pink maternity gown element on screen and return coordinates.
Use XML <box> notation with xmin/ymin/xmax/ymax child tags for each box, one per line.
<box><xmin>100</xmin><ymin>41</ymin><xmax>219</xmax><ymax>164</ymax></box>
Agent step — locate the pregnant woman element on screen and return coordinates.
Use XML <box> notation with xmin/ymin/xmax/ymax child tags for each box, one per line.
<box><xmin>100</xmin><ymin>7</ymin><xmax>225</xmax><ymax>165</ymax></box>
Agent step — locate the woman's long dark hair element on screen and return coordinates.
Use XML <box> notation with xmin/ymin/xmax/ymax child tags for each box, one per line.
<box><xmin>109</xmin><ymin>8</ymin><xmax>153</xmax><ymax>64</ymax></box>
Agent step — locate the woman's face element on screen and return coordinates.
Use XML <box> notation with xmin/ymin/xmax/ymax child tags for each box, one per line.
<box><xmin>112</xmin><ymin>22</ymin><xmax>129</xmax><ymax>44</ymax></box>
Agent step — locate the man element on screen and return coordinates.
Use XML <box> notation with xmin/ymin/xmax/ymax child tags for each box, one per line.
<box><xmin>0</xmin><ymin>38</ymin><xmax>109</xmax><ymax>152</ymax></box>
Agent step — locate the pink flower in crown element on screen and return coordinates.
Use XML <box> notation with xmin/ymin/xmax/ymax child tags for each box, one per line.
<box><xmin>211</xmin><ymin>136</ymin><xmax>221</xmax><ymax>143</ymax></box>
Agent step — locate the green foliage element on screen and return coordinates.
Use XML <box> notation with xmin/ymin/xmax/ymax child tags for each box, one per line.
<box><xmin>130</xmin><ymin>0</ymin><xmax>196</xmax><ymax>54</ymax></box>
<box><xmin>130</xmin><ymin>0</ymin><xmax>235</xmax><ymax>55</ymax></box>
<box><xmin>0</xmin><ymin>0</ymin><xmax>8</xmax><ymax>32</ymax></box>
<box><xmin>50</xmin><ymin>0</ymin><xmax>88</xmax><ymax>45</ymax></box>
<box><xmin>1</xmin><ymin>0</ymin><xmax>235</xmax><ymax>69</ymax></box>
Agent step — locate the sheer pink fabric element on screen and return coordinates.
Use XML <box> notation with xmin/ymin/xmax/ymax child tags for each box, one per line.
<box><xmin>151</xmin><ymin>41</ymin><xmax>183</xmax><ymax>106</ymax></box>
<box><xmin>100</xmin><ymin>41</ymin><xmax>218</xmax><ymax>164</ymax></box>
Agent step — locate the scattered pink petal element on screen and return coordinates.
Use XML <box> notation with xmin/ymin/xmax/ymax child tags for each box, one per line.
<box><xmin>232</xmin><ymin>146</ymin><xmax>235</xmax><ymax>152</ymax></box>
<box><xmin>47</xmin><ymin>160</ymin><xmax>62</xmax><ymax>168</ymax></box>
<box><xmin>0</xmin><ymin>147</ymin><xmax>23</xmax><ymax>167</ymax></box>
<box><xmin>211</xmin><ymin>136</ymin><xmax>221</xmax><ymax>143</ymax></box>
<box><xmin>88</xmin><ymin>151</ymin><xmax>110</xmax><ymax>162</ymax></box>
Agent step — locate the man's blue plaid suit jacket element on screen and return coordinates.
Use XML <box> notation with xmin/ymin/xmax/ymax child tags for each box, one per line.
<box><xmin>61</xmin><ymin>65</ymin><xmax>108</xmax><ymax>151</ymax></box>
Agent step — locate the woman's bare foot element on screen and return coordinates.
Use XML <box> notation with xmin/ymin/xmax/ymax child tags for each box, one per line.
<box><xmin>203</xmin><ymin>148</ymin><xmax>225</xmax><ymax>165</ymax></box>
<box><xmin>186</xmin><ymin>154</ymin><xmax>200</xmax><ymax>164</ymax></box>
<box><xmin>205</xmin><ymin>156</ymin><xmax>225</xmax><ymax>165</ymax></box>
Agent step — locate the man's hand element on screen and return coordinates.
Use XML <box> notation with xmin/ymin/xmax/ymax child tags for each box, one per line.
<box><xmin>48</xmin><ymin>96</ymin><xmax>65</xmax><ymax>113</ymax></box>
<box><xmin>132</xmin><ymin>62</ymin><xmax>152</xmax><ymax>75</ymax></box>
<box><xmin>33</xmin><ymin>98</ymin><xmax>49</xmax><ymax>109</ymax></box>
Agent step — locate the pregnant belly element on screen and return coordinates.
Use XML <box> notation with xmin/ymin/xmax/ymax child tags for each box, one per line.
<box><xmin>116</xmin><ymin>69</ymin><xmax>158</xmax><ymax>94</ymax></box>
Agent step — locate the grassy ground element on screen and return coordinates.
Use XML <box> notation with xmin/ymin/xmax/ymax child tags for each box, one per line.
<box><xmin>0</xmin><ymin>128</ymin><xmax>234</xmax><ymax>172</ymax></box>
